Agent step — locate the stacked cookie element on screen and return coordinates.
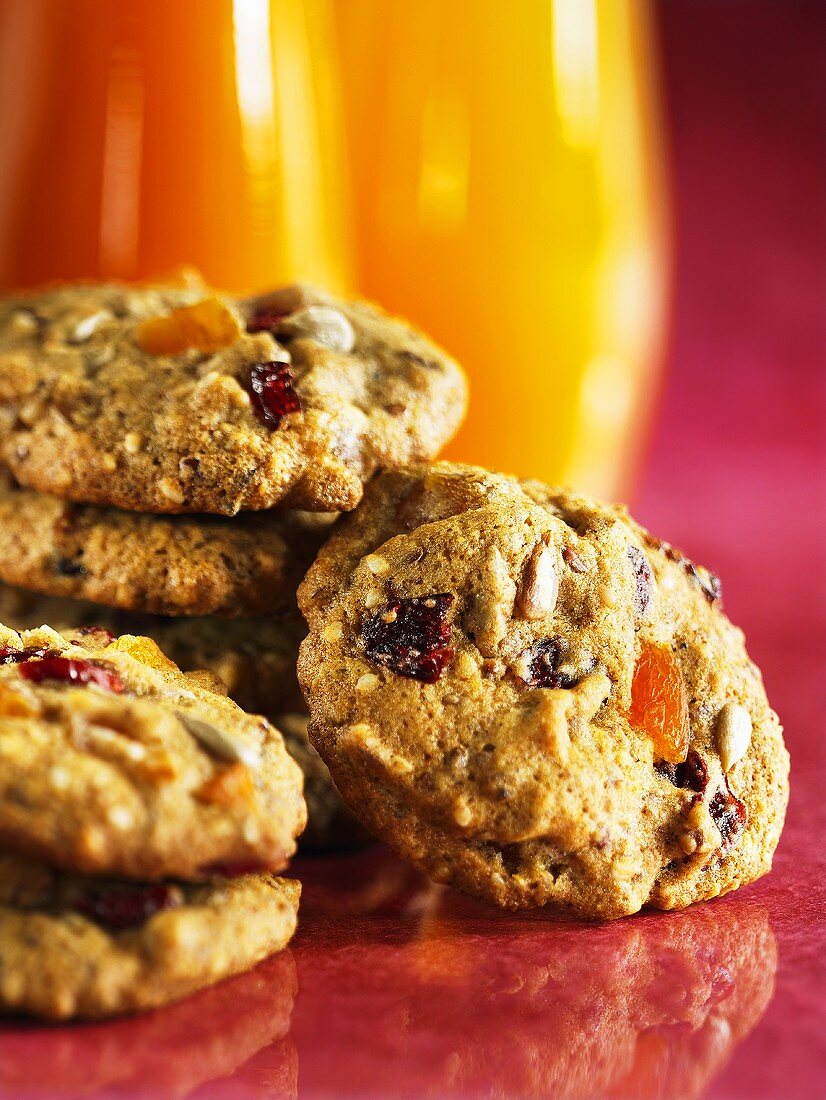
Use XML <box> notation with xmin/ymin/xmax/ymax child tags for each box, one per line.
<box><xmin>0</xmin><ymin>278</ymin><xmax>467</xmax><ymax>1018</ymax></box>
<box><xmin>0</xmin><ymin>623</ymin><xmax>304</xmax><ymax>1019</ymax></box>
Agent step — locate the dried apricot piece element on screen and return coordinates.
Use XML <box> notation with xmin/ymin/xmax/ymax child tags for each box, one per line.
<box><xmin>628</xmin><ymin>641</ymin><xmax>689</xmax><ymax>763</ymax></box>
<box><xmin>134</xmin><ymin>297</ymin><xmax>241</xmax><ymax>356</ymax></box>
<box><xmin>107</xmin><ymin>635</ymin><xmax>176</xmax><ymax>672</ymax></box>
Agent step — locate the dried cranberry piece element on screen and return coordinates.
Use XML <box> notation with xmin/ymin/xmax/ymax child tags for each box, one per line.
<box><xmin>520</xmin><ymin>638</ymin><xmax>578</xmax><ymax>689</ymax></box>
<box><xmin>18</xmin><ymin>656</ymin><xmax>125</xmax><ymax>693</ymax></box>
<box><xmin>656</xmin><ymin>750</ymin><xmax>709</xmax><ymax>794</ymax></box>
<box><xmin>627</xmin><ymin>545</ymin><xmax>653</xmax><ymax>618</ymax></box>
<box><xmin>709</xmin><ymin>781</ymin><xmax>747</xmax><ymax>849</ymax></box>
<box><xmin>249</xmin><ymin>361</ymin><xmax>301</xmax><ymax>427</ymax></box>
<box><xmin>246</xmin><ymin>308</ymin><xmax>288</xmax><ymax>335</ymax></box>
<box><xmin>73</xmin><ymin>883</ymin><xmax>180</xmax><ymax>930</ymax></box>
<box><xmin>0</xmin><ymin>645</ymin><xmax>56</xmax><ymax>665</ymax></box>
<box><xmin>363</xmin><ymin>594</ymin><xmax>455</xmax><ymax>683</ymax></box>
<box><xmin>201</xmin><ymin>860</ymin><xmax>266</xmax><ymax>877</ymax></box>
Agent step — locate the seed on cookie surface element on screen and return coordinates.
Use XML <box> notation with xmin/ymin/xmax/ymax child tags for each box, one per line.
<box><xmin>177</xmin><ymin>712</ymin><xmax>261</xmax><ymax>769</ymax></box>
<box><xmin>716</xmin><ymin>702</ymin><xmax>752</xmax><ymax>772</ymax></box>
<box><xmin>279</xmin><ymin>306</ymin><xmax>356</xmax><ymax>354</ymax></box>
<box><xmin>517</xmin><ymin>543</ymin><xmax>558</xmax><ymax>620</ymax></box>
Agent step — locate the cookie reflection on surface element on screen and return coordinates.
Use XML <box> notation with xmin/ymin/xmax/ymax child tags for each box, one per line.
<box><xmin>0</xmin><ymin>951</ymin><xmax>297</xmax><ymax>1100</ymax></box>
<box><xmin>292</xmin><ymin>861</ymin><xmax>777</xmax><ymax>1099</ymax></box>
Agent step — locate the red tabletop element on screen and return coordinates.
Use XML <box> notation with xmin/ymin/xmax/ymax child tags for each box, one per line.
<box><xmin>1</xmin><ymin>4</ymin><xmax>823</xmax><ymax>1098</ymax></box>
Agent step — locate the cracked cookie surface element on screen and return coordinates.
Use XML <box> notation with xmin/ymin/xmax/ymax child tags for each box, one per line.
<box><xmin>0</xmin><ymin>853</ymin><xmax>299</xmax><ymax>1020</ymax></box>
<box><xmin>0</xmin><ymin>281</ymin><xmax>467</xmax><ymax>514</ymax></box>
<box><xmin>0</xmin><ymin>623</ymin><xmax>305</xmax><ymax>879</ymax></box>
<box><xmin>0</xmin><ymin>472</ymin><xmax>332</xmax><ymax>616</ymax></box>
<box><xmin>297</xmin><ymin>463</ymin><xmax>789</xmax><ymax>919</ymax></box>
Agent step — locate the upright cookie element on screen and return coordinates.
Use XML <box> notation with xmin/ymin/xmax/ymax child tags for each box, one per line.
<box><xmin>297</xmin><ymin>463</ymin><xmax>789</xmax><ymax>919</ymax></box>
<box><xmin>0</xmin><ymin>853</ymin><xmax>299</xmax><ymax>1020</ymax></box>
<box><xmin>0</xmin><ymin>473</ymin><xmax>332</xmax><ymax>617</ymax></box>
<box><xmin>0</xmin><ymin>623</ymin><xmax>306</xmax><ymax>878</ymax></box>
<box><xmin>0</xmin><ymin>282</ymin><xmax>467</xmax><ymax>514</ymax></box>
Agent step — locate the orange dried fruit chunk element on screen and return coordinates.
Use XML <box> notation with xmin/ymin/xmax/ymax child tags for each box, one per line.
<box><xmin>107</xmin><ymin>635</ymin><xmax>176</xmax><ymax>672</ymax></box>
<box><xmin>196</xmin><ymin>762</ymin><xmax>257</xmax><ymax>808</ymax></box>
<box><xmin>0</xmin><ymin>683</ymin><xmax>38</xmax><ymax>718</ymax></box>
<box><xmin>134</xmin><ymin>297</ymin><xmax>241</xmax><ymax>356</ymax></box>
<box><xmin>627</xmin><ymin>641</ymin><xmax>689</xmax><ymax>764</ymax></box>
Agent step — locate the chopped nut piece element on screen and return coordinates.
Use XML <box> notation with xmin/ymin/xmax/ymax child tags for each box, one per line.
<box><xmin>280</xmin><ymin>306</ymin><xmax>355</xmax><ymax>353</ymax></box>
<box><xmin>364</xmin><ymin>554</ymin><xmax>389</xmax><ymax>575</ymax></box>
<box><xmin>716</xmin><ymin>702</ymin><xmax>752</xmax><ymax>772</ymax></box>
<box><xmin>70</xmin><ymin>309</ymin><xmax>111</xmax><ymax>343</ymax></box>
<box><xmin>517</xmin><ymin>543</ymin><xmax>558</xmax><ymax>620</ymax></box>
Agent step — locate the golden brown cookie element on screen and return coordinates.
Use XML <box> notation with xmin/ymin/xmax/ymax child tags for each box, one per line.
<box><xmin>0</xmin><ymin>281</ymin><xmax>467</xmax><ymax>514</ymax></box>
<box><xmin>297</xmin><ymin>463</ymin><xmax>789</xmax><ymax>919</ymax></box>
<box><xmin>0</xmin><ymin>853</ymin><xmax>299</xmax><ymax>1020</ymax></box>
<box><xmin>0</xmin><ymin>623</ymin><xmax>306</xmax><ymax>878</ymax></box>
<box><xmin>0</xmin><ymin>585</ymin><xmax>368</xmax><ymax>850</ymax></box>
<box><xmin>0</xmin><ymin>472</ymin><xmax>332</xmax><ymax>617</ymax></box>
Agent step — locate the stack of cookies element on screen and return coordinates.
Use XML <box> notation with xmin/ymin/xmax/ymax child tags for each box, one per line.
<box><xmin>0</xmin><ymin>276</ymin><xmax>789</xmax><ymax>1022</ymax></box>
<box><xmin>0</xmin><ymin>277</ymin><xmax>466</xmax><ymax>1018</ymax></box>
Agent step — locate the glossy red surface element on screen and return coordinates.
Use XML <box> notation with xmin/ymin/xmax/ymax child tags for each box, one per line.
<box><xmin>0</xmin><ymin>4</ymin><xmax>824</xmax><ymax>1098</ymax></box>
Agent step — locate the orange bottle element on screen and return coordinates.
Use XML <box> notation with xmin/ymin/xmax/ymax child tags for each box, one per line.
<box><xmin>334</xmin><ymin>0</ymin><xmax>670</xmax><ymax>499</ymax></box>
<box><xmin>0</xmin><ymin>0</ymin><xmax>352</xmax><ymax>293</ymax></box>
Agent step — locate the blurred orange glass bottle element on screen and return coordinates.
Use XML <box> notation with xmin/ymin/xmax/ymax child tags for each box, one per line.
<box><xmin>0</xmin><ymin>0</ymin><xmax>351</xmax><ymax>293</ymax></box>
<box><xmin>334</xmin><ymin>0</ymin><xmax>670</xmax><ymax>499</ymax></box>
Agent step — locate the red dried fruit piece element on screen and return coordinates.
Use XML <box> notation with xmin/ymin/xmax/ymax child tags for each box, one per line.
<box><xmin>628</xmin><ymin>642</ymin><xmax>689</xmax><ymax>764</ymax></box>
<box><xmin>363</xmin><ymin>594</ymin><xmax>455</xmax><ymax>683</ymax></box>
<box><xmin>520</xmin><ymin>638</ymin><xmax>578</xmax><ymax>689</ymax></box>
<box><xmin>0</xmin><ymin>646</ymin><xmax>55</xmax><ymax>665</ymax></box>
<box><xmin>249</xmin><ymin>361</ymin><xmax>301</xmax><ymax>427</ymax></box>
<box><xmin>709</xmin><ymin>781</ymin><xmax>747</xmax><ymax>849</ymax></box>
<box><xmin>201</xmin><ymin>860</ymin><xmax>267</xmax><ymax>877</ymax></box>
<box><xmin>627</xmin><ymin>545</ymin><xmax>653</xmax><ymax>617</ymax></box>
<box><xmin>246</xmin><ymin>308</ymin><xmax>288</xmax><ymax>334</ymax></box>
<box><xmin>655</xmin><ymin>750</ymin><xmax>709</xmax><ymax>793</ymax></box>
<box><xmin>19</xmin><ymin>656</ymin><xmax>125</xmax><ymax>694</ymax></box>
<box><xmin>73</xmin><ymin>883</ymin><xmax>181</xmax><ymax>930</ymax></box>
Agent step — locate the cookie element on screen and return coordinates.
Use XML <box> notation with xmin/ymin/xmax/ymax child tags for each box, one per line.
<box><xmin>0</xmin><ymin>586</ymin><xmax>367</xmax><ymax>850</ymax></box>
<box><xmin>0</xmin><ymin>582</ymin><xmax>306</xmax><ymax>716</ymax></box>
<box><xmin>0</xmin><ymin>853</ymin><xmax>299</xmax><ymax>1020</ymax></box>
<box><xmin>277</xmin><ymin>714</ymin><xmax>372</xmax><ymax>852</ymax></box>
<box><xmin>0</xmin><ymin>472</ymin><xmax>332</xmax><ymax>617</ymax></box>
<box><xmin>0</xmin><ymin>281</ymin><xmax>467</xmax><ymax>514</ymax></box>
<box><xmin>0</xmin><ymin>623</ymin><xmax>306</xmax><ymax>878</ymax></box>
<box><xmin>297</xmin><ymin>463</ymin><xmax>789</xmax><ymax>920</ymax></box>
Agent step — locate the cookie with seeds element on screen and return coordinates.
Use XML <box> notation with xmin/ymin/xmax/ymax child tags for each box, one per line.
<box><xmin>0</xmin><ymin>472</ymin><xmax>332</xmax><ymax>617</ymax></box>
<box><xmin>0</xmin><ymin>582</ymin><xmax>306</xmax><ymax>715</ymax></box>
<box><xmin>0</xmin><ymin>281</ymin><xmax>466</xmax><ymax>514</ymax></box>
<box><xmin>297</xmin><ymin>463</ymin><xmax>789</xmax><ymax>920</ymax></box>
<box><xmin>0</xmin><ymin>586</ymin><xmax>368</xmax><ymax>850</ymax></box>
<box><xmin>0</xmin><ymin>853</ymin><xmax>299</xmax><ymax>1020</ymax></box>
<box><xmin>0</xmin><ymin>623</ymin><xmax>305</xmax><ymax>879</ymax></box>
